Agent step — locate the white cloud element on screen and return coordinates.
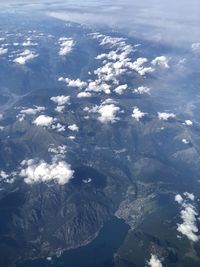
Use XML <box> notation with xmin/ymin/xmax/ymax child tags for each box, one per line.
<box><xmin>59</xmin><ymin>77</ymin><xmax>88</xmax><ymax>89</ymax></box>
<box><xmin>133</xmin><ymin>86</ymin><xmax>151</xmax><ymax>95</ymax></box>
<box><xmin>0</xmin><ymin>47</ymin><xmax>8</xmax><ymax>55</ymax></box>
<box><xmin>84</xmin><ymin>100</ymin><xmax>121</xmax><ymax>123</ymax></box>
<box><xmin>175</xmin><ymin>194</ymin><xmax>183</xmax><ymax>204</ymax></box>
<box><xmin>68</xmin><ymin>124</ymin><xmax>79</xmax><ymax>132</ymax></box>
<box><xmin>20</xmin><ymin>156</ymin><xmax>74</xmax><ymax>185</ymax></box>
<box><xmin>48</xmin><ymin>145</ymin><xmax>67</xmax><ymax>156</ymax></box>
<box><xmin>127</xmin><ymin>57</ymin><xmax>154</xmax><ymax>76</ymax></box>
<box><xmin>68</xmin><ymin>135</ymin><xmax>76</xmax><ymax>140</ymax></box>
<box><xmin>33</xmin><ymin>115</ymin><xmax>54</xmax><ymax>127</ymax></box>
<box><xmin>0</xmin><ymin>170</ymin><xmax>9</xmax><ymax>180</ymax></box>
<box><xmin>97</xmin><ymin>103</ymin><xmax>121</xmax><ymax>123</ymax></box>
<box><xmin>0</xmin><ymin>170</ymin><xmax>16</xmax><ymax>184</ymax></box>
<box><xmin>175</xmin><ymin>192</ymin><xmax>199</xmax><ymax>242</ymax></box>
<box><xmin>22</xmin><ymin>40</ymin><xmax>38</xmax><ymax>47</ymax></box>
<box><xmin>191</xmin><ymin>43</ymin><xmax>200</xmax><ymax>53</ymax></box>
<box><xmin>55</xmin><ymin>105</ymin><xmax>65</xmax><ymax>113</ymax></box>
<box><xmin>147</xmin><ymin>254</ymin><xmax>163</xmax><ymax>267</ymax></box>
<box><xmin>33</xmin><ymin>114</ymin><xmax>65</xmax><ymax>132</ymax></box>
<box><xmin>157</xmin><ymin>112</ymin><xmax>175</xmax><ymax>121</ymax></box>
<box><xmin>58</xmin><ymin>37</ymin><xmax>75</xmax><ymax>56</ymax></box>
<box><xmin>183</xmin><ymin>192</ymin><xmax>195</xmax><ymax>201</ymax></box>
<box><xmin>20</xmin><ymin>106</ymin><xmax>45</xmax><ymax>115</ymax></box>
<box><xmin>13</xmin><ymin>49</ymin><xmax>38</xmax><ymax>65</ymax></box>
<box><xmin>77</xmin><ymin>91</ymin><xmax>92</xmax><ymax>98</ymax></box>
<box><xmin>151</xmin><ymin>56</ymin><xmax>169</xmax><ymax>69</ymax></box>
<box><xmin>114</xmin><ymin>84</ymin><xmax>128</xmax><ymax>95</ymax></box>
<box><xmin>185</xmin><ymin>120</ymin><xmax>193</xmax><ymax>126</ymax></box>
<box><xmin>132</xmin><ymin>107</ymin><xmax>146</xmax><ymax>121</ymax></box>
<box><xmin>182</xmin><ymin>138</ymin><xmax>189</xmax><ymax>144</ymax></box>
<box><xmin>86</xmin><ymin>80</ymin><xmax>111</xmax><ymax>94</ymax></box>
<box><xmin>51</xmin><ymin>123</ymin><xmax>66</xmax><ymax>132</ymax></box>
<box><xmin>50</xmin><ymin>95</ymin><xmax>70</xmax><ymax>105</ymax></box>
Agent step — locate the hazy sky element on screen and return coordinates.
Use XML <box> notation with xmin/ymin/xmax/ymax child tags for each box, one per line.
<box><xmin>1</xmin><ymin>0</ymin><xmax>200</xmax><ymax>47</ymax></box>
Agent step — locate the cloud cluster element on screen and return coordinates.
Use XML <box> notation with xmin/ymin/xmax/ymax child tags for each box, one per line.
<box><xmin>89</xmin><ymin>33</ymin><xmax>155</xmax><ymax>96</ymax></box>
<box><xmin>147</xmin><ymin>254</ymin><xmax>163</xmax><ymax>267</ymax></box>
<box><xmin>175</xmin><ymin>192</ymin><xmax>199</xmax><ymax>242</ymax></box>
<box><xmin>48</xmin><ymin>144</ymin><xmax>67</xmax><ymax>157</ymax></box>
<box><xmin>0</xmin><ymin>170</ymin><xmax>16</xmax><ymax>184</ymax></box>
<box><xmin>50</xmin><ymin>95</ymin><xmax>70</xmax><ymax>113</ymax></box>
<box><xmin>20</xmin><ymin>156</ymin><xmax>74</xmax><ymax>185</ymax></box>
<box><xmin>33</xmin><ymin>114</ymin><xmax>65</xmax><ymax>132</ymax></box>
<box><xmin>157</xmin><ymin>112</ymin><xmax>175</xmax><ymax>121</ymax></box>
<box><xmin>13</xmin><ymin>49</ymin><xmax>38</xmax><ymax>65</ymax></box>
<box><xmin>17</xmin><ymin>106</ymin><xmax>45</xmax><ymax>121</ymax></box>
<box><xmin>132</xmin><ymin>107</ymin><xmax>146</xmax><ymax>121</ymax></box>
<box><xmin>133</xmin><ymin>86</ymin><xmax>151</xmax><ymax>95</ymax></box>
<box><xmin>151</xmin><ymin>56</ymin><xmax>169</xmax><ymax>69</ymax></box>
<box><xmin>58</xmin><ymin>37</ymin><xmax>75</xmax><ymax>56</ymax></box>
<box><xmin>127</xmin><ymin>57</ymin><xmax>154</xmax><ymax>76</ymax></box>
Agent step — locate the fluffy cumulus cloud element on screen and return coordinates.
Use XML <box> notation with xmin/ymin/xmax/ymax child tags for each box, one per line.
<box><xmin>133</xmin><ymin>86</ymin><xmax>151</xmax><ymax>95</ymax></box>
<box><xmin>175</xmin><ymin>194</ymin><xmax>183</xmax><ymax>204</ymax></box>
<box><xmin>0</xmin><ymin>170</ymin><xmax>15</xmax><ymax>184</ymax></box>
<box><xmin>17</xmin><ymin>106</ymin><xmax>45</xmax><ymax>121</ymax></box>
<box><xmin>175</xmin><ymin>192</ymin><xmax>199</xmax><ymax>242</ymax></box>
<box><xmin>86</xmin><ymin>80</ymin><xmax>111</xmax><ymax>94</ymax></box>
<box><xmin>51</xmin><ymin>122</ymin><xmax>65</xmax><ymax>132</ymax></box>
<box><xmin>127</xmin><ymin>57</ymin><xmax>154</xmax><ymax>76</ymax></box>
<box><xmin>77</xmin><ymin>91</ymin><xmax>92</xmax><ymax>98</ymax></box>
<box><xmin>97</xmin><ymin>103</ymin><xmax>121</xmax><ymax>123</ymax></box>
<box><xmin>33</xmin><ymin>114</ymin><xmax>65</xmax><ymax>132</ymax></box>
<box><xmin>157</xmin><ymin>112</ymin><xmax>175</xmax><ymax>121</ymax></box>
<box><xmin>184</xmin><ymin>120</ymin><xmax>193</xmax><ymax>126</ymax></box>
<box><xmin>114</xmin><ymin>84</ymin><xmax>128</xmax><ymax>95</ymax></box>
<box><xmin>132</xmin><ymin>107</ymin><xmax>146</xmax><ymax>121</ymax></box>
<box><xmin>68</xmin><ymin>124</ymin><xmax>79</xmax><ymax>132</ymax></box>
<box><xmin>13</xmin><ymin>49</ymin><xmax>38</xmax><ymax>65</ymax></box>
<box><xmin>151</xmin><ymin>56</ymin><xmax>170</xmax><ymax>69</ymax></box>
<box><xmin>50</xmin><ymin>95</ymin><xmax>70</xmax><ymax>113</ymax></box>
<box><xmin>58</xmin><ymin>37</ymin><xmax>75</xmax><ymax>56</ymax></box>
<box><xmin>89</xmin><ymin>33</ymin><xmax>154</xmax><ymax>97</ymax></box>
<box><xmin>48</xmin><ymin>144</ymin><xmax>67</xmax><ymax>156</ymax></box>
<box><xmin>33</xmin><ymin>115</ymin><xmax>54</xmax><ymax>127</ymax></box>
<box><xmin>84</xmin><ymin>99</ymin><xmax>121</xmax><ymax>124</ymax></box>
<box><xmin>20</xmin><ymin>156</ymin><xmax>74</xmax><ymax>185</ymax></box>
<box><xmin>58</xmin><ymin>77</ymin><xmax>88</xmax><ymax>89</ymax></box>
<box><xmin>50</xmin><ymin>95</ymin><xmax>70</xmax><ymax>106</ymax></box>
<box><xmin>0</xmin><ymin>47</ymin><xmax>8</xmax><ymax>55</ymax></box>
<box><xmin>147</xmin><ymin>254</ymin><xmax>163</xmax><ymax>267</ymax></box>
<box><xmin>191</xmin><ymin>43</ymin><xmax>200</xmax><ymax>53</ymax></box>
